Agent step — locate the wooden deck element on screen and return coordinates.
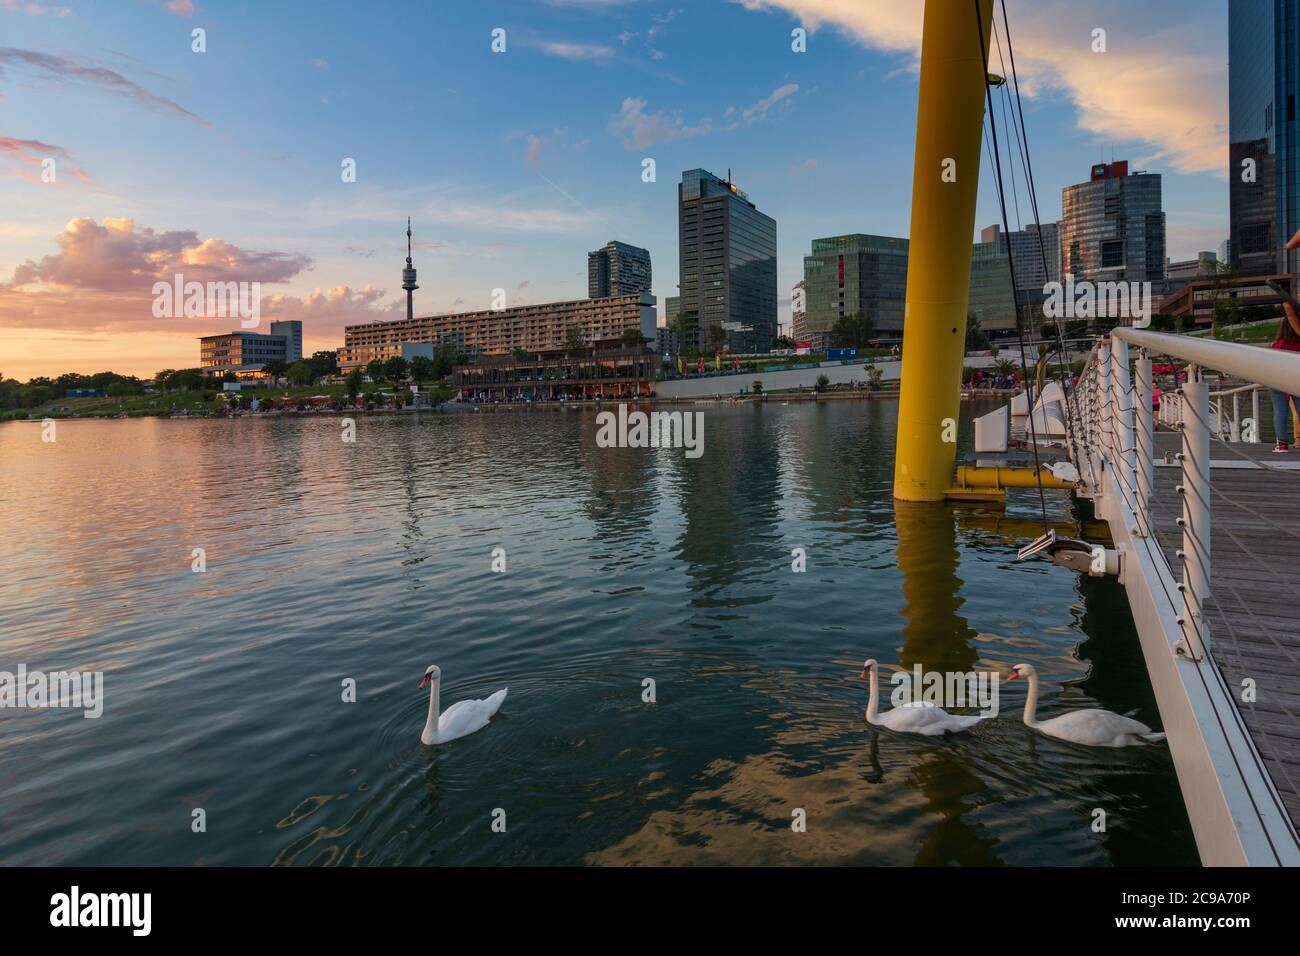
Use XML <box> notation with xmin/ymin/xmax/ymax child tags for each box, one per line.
<box><xmin>1147</xmin><ymin>430</ymin><xmax>1300</xmax><ymax>835</ymax></box>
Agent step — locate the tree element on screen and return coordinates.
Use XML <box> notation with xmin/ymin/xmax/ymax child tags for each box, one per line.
<box><xmin>262</xmin><ymin>359</ymin><xmax>288</xmax><ymax>383</ymax></box>
<box><xmin>965</xmin><ymin>312</ymin><xmax>989</xmax><ymax>351</ymax></box>
<box><xmin>752</xmin><ymin>379</ymin><xmax>764</xmax><ymax>395</ymax></box>
<box><xmin>222</xmin><ymin>370</ymin><xmax>238</xmax><ymax>382</ymax></box>
<box><xmin>774</xmin><ymin>335</ymin><xmax>794</xmax><ymax>350</ymax></box>
<box><xmin>621</xmin><ymin>327</ymin><xmax>648</xmax><ymax>349</ymax></box>
<box><xmin>830</xmin><ymin>312</ymin><xmax>873</xmax><ymax>349</ymax></box>
<box><xmin>706</xmin><ymin>323</ymin><xmax>727</xmax><ymax>353</ymax></box>
<box><xmin>563</xmin><ymin>326</ymin><xmax>587</xmax><ymax>358</ymax></box>
<box><xmin>384</xmin><ymin>356</ymin><xmax>409</xmax><ymax>383</ymax></box>
<box><xmin>308</xmin><ymin>350</ymin><xmax>339</xmax><ymax>381</ymax></box>
<box><xmin>815</xmin><ymin>373</ymin><xmax>830</xmax><ymax>393</ymax></box>
<box><xmin>410</xmin><ymin>355</ymin><xmax>436</xmax><ymax>382</ymax></box>
<box><xmin>366</xmin><ymin>359</ymin><xmax>387</xmax><ymax>383</ymax></box>
<box><xmin>346</xmin><ymin>368</ymin><xmax>364</xmax><ymax>401</ymax></box>
<box><xmin>432</xmin><ymin>342</ymin><xmax>465</xmax><ymax>379</ymax></box>
<box><xmin>287</xmin><ymin>360</ymin><xmax>313</xmax><ymax>387</ymax></box>
<box><xmin>153</xmin><ymin>369</ymin><xmax>177</xmax><ymax>392</ymax></box>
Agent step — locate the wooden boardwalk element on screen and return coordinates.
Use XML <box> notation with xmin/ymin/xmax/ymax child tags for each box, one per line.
<box><xmin>1147</xmin><ymin>430</ymin><xmax>1300</xmax><ymax>834</ymax></box>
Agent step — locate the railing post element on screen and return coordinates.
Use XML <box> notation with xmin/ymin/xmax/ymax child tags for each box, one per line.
<box><xmin>1098</xmin><ymin>339</ymin><xmax>1112</xmax><ymax>501</ymax></box>
<box><xmin>1111</xmin><ymin>336</ymin><xmax>1136</xmax><ymax>517</ymax></box>
<box><xmin>1230</xmin><ymin>392</ymin><xmax>1241</xmax><ymax>443</ymax></box>
<box><xmin>1179</xmin><ymin>365</ymin><xmax>1211</xmax><ymax>661</ymax></box>
<box><xmin>1251</xmin><ymin>387</ymin><xmax>1261</xmax><ymax>443</ymax></box>
<box><xmin>1135</xmin><ymin>351</ymin><xmax>1153</xmax><ymax>534</ymax></box>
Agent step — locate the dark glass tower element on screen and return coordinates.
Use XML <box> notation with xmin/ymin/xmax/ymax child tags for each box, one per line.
<box><xmin>677</xmin><ymin>169</ymin><xmax>777</xmax><ymax>352</ymax></box>
<box><xmin>1228</xmin><ymin>0</ymin><xmax>1293</xmax><ymax>277</ymax></box>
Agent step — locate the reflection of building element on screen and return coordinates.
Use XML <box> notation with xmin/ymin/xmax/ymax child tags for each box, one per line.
<box><xmin>337</xmin><ymin>294</ymin><xmax>656</xmax><ymax>371</ymax></box>
<box><xmin>588</xmin><ymin>241</ymin><xmax>652</xmax><ymax>297</ymax></box>
<box><xmin>1229</xmin><ymin>1</ymin><xmax>1288</xmax><ymax>277</ymax></box>
<box><xmin>1060</xmin><ymin>161</ymin><xmax>1165</xmax><ymax>284</ymax></box>
<box><xmin>1159</xmin><ymin>273</ymin><xmax>1293</xmax><ymax>325</ymax></box>
<box><xmin>678</xmin><ymin>168</ymin><xmax>777</xmax><ymax>353</ymax></box>
<box><xmin>199</xmin><ymin>320</ymin><xmax>302</xmax><ymax>375</ymax></box>
<box><xmin>452</xmin><ymin>347</ymin><xmax>658</xmax><ymax>401</ymax></box>
<box><xmin>803</xmin><ymin>234</ymin><xmax>909</xmax><ymax>340</ymax></box>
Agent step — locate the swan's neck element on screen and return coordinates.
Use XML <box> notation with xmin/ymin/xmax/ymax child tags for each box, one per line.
<box><xmin>1021</xmin><ymin>672</ymin><xmax>1040</xmax><ymax>727</ymax></box>
<box><xmin>866</xmin><ymin>668</ymin><xmax>880</xmax><ymax>723</ymax></box>
<box><xmin>424</xmin><ymin>677</ymin><xmax>441</xmax><ymax>738</ymax></box>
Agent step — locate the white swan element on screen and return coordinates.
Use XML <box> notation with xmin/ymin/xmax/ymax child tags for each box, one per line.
<box><xmin>860</xmin><ymin>660</ymin><xmax>982</xmax><ymax>735</ymax></box>
<box><xmin>419</xmin><ymin>665</ymin><xmax>507</xmax><ymax>746</ymax></box>
<box><xmin>1007</xmin><ymin>663</ymin><xmax>1166</xmax><ymax>747</ymax></box>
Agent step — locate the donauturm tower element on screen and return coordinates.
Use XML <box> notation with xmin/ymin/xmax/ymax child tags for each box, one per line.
<box><xmin>402</xmin><ymin>217</ymin><xmax>419</xmax><ymax>321</ymax></box>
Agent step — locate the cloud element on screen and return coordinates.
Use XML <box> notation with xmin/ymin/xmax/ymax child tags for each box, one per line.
<box><xmin>311</xmin><ymin>58</ymin><xmax>329</xmax><ymax>70</ymax></box>
<box><xmin>788</xmin><ymin>158</ymin><xmax>817</xmax><ymax>174</ymax></box>
<box><xmin>164</xmin><ymin>0</ymin><xmax>195</xmax><ymax>15</ymax></box>
<box><xmin>739</xmin><ymin>82</ymin><xmax>798</xmax><ymax>123</ymax></box>
<box><xmin>732</xmin><ymin>0</ymin><xmax>1226</xmax><ymax>176</ymax></box>
<box><xmin>531</xmin><ymin>39</ymin><xmax>616</xmax><ymax>62</ymax></box>
<box><xmin>610</xmin><ymin>96</ymin><xmax>712</xmax><ymax>149</ymax></box>
<box><xmin>0</xmin><ymin>136</ymin><xmax>90</xmax><ymax>183</ymax></box>
<box><xmin>0</xmin><ymin>217</ymin><xmax>312</xmax><ymax>331</ymax></box>
<box><xmin>0</xmin><ymin>47</ymin><xmax>210</xmax><ymax>126</ymax></box>
<box><xmin>1</xmin><ymin>0</ymin><xmax>72</xmax><ymax>15</ymax></box>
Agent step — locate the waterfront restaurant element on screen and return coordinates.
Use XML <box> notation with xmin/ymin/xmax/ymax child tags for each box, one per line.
<box><xmin>453</xmin><ymin>342</ymin><xmax>659</xmax><ymax>402</ymax></box>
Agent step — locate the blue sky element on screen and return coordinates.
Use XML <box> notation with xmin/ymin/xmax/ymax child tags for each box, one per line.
<box><xmin>0</xmin><ymin>0</ymin><xmax>1228</xmax><ymax>377</ymax></box>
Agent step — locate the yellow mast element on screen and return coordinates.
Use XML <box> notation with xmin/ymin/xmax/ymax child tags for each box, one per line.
<box><xmin>893</xmin><ymin>0</ymin><xmax>995</xmax><ymax>501</ymax></box>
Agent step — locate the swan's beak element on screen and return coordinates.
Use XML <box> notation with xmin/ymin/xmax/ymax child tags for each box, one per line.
<box><xmin>859</xmin><ymin>669</ymin><xmax>868</xmax><ymax>680</ymax></box>
<box><xmin>1006</xmin><ymin>670</ymin><xmax>1019</xmax><ymax>682</ymax></box>
<box><xmin>418</xmin><ymin>674</ymin><xmax>431</xmax><ymax>690</ymax></box>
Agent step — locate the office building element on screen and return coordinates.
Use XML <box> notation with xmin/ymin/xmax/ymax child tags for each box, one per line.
<box><xmin>337</xmin><ymin>294</ymin><xmax>656</xmax><ymax>371</ymax></box>
<box><xmin>802</xmin><ymin>234</ymin><xmax>910</xmax><ymax>341</ymax></box>
<box><xmin>967</xmin><ymin>240</ymin><xmax>1019</xmax><ymax>333</ymax></box>
<box><xmin>677</xmin><ymin>168</ymin><xmax>777</xmax><ymax>352</ymax></box>
<box><xmin>791</xmin><ymin>280</ymin><xmax>808</xmax><ymax>343</ymax></box>
<box><xmin>1228</xmin><ymin>1</ymin><xmax>1292</xmax><ymax>277</ymax></box>
<box><xmin>588</xmin><ymin>241</ymin><xmax>652</xmax><ymax>298</ymax></box>
<box><xmin>1060</xmin><ymin>160</ymin><xmax>1165</xmax><ymax>285</ymax></box>
<box><xmin>980</xmin><ymin>222</ymin><xmax>1061</xmax><ymax>306</ymax></box>
<box><xmin>199</xmin><ymin>319</ymin><xmax>303</xmax><ymax>375</ymax></box>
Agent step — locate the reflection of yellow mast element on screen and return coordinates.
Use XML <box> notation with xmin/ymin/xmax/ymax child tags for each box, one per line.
<box><xmin>894</xmin><ymin>501</ymin><xmax>978</xmax><ymax>676</ymax></box>
<box><xmin>894</xmin><ymin>0</ymin><xmax>995</xmax><ymax>502</ymax></box>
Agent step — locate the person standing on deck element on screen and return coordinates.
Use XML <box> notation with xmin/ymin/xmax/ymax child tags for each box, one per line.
<box><xmin>1273</xmin><ymin>232</ymin><xmax>1300</xmax><ymax>452</ymax></box>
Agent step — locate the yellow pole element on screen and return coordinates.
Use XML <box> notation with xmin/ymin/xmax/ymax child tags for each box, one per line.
<box><xmin>893</xmin><ymin>0</ymin><xmax>995</xmax><ymax>501</ymax></box>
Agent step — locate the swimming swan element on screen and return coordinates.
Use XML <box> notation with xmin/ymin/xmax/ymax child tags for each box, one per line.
<box><xmin>419</xmin><ymin>665</ymin><xmax>508</xmax><ymax>745</ymax></box>
<box><xmin>1007</xmin><ymin>663</ymin><xmax>1165</xmax><ymax>747</ymax></box>
<box><xmin>860</xmin><ymin>660</ymin><xmax>982</xmax><ymax>735</ymax></box>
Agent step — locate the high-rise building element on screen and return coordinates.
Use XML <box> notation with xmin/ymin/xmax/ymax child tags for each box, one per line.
<box><xmin>1060</xmin><ymin>161</ymin><xmax>1165</xmax><ymax>285</ymax></box>
<box><xmin>790</xmin><ymin>280</ymin><xmax>807</xmax><ymax>342</ymax></box>
<box><xmin>980</xmin><ymin>222</ymin><xmax>1061</xmax><ymax>306</ymax></box>
<box><xmin>588</xmin><ymin>241</ymin><xmax>652</xmax><ymax>298</ymax></box>
<box><xmin>1228</xmin><ymin>0</ymin><xmax>1292</xmax><ymax>277</ymax></box>
<box><xmin>968</xmin><ymin>241</ymin><xmax>1019</xmax><ymax>334</ymax></box>
<box><xmin>677</xmin><ymin>168</ymin><xmax>777</xmax><ymax>352</ymax></box>
<box><xmin>802</xmin><ymin>234</ymin><xmax>910</xmax><ymax>342</ymax></box>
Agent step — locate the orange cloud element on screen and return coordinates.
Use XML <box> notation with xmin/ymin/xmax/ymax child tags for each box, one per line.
<box><xmin>0</xmin><ymin>136</ymin><xmax>90</xmax><ymax>183</ymax></box>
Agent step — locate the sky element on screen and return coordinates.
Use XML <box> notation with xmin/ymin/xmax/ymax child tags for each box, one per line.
<box><xmin>0</xmin><ymin>0</ymin><xmax>1229</xmax><ymax>380</ymax></box>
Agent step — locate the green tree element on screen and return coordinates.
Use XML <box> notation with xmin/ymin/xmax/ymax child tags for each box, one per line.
<box><xmin>815</xmin><ymin>373</ymin><xmax>830</xmax><ymax>393</ymax></box>
<box><xmin>830</xmin><ymin>312</ymin><xmax>874</xmax><ymax>349</ymax></box>
<box><xmin>384</xmin><ymin>356</ymin><xmax>409</xmax><ymax>382</ymax></box>
<box><xmin>621</xmin><ymin>327</ymin><xmax>648</xmax><ymax>349</ymax></box>
<box><xmin>346</xmin><ymin>368</ymin><xmax>364</xmax><ymax>400</ymax></box>
<box><xmin>410</xmin><ymin>355</ymin><xmax>436</xmax><ymax>381</ymax></box>
<box><xmin>563</xmin><ymin>326</ymin><xmax>587</xmax><ymax>358</ymax></box>
<box><xmin>308</xmin><ymin>350</ymin><xmax>339</xmax><ymax>381</ymax></box>
<box><xmin>965</xmin><ymin>312</ymin><xmax>989</xmax><ymax>351</ymax></box>
<box><xmin>366</xmin><ymin>358</ymin><xmax>387</xmax><ymax>383</ymax></box>
<box><xmin>262</xmin><ymin>359</ymin><xmax>288</xmax><ymax>382</ymax></box>
<box><xmin>287</xmin><ymin>360</ymin><xmax>313</xmax><ymax>387</ymax></box>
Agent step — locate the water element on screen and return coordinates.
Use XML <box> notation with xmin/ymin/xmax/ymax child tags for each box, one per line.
<box><xmin>0</xmin><ymin>402</ymin><xmax>1197</xmax><ymax>866</ymax></box>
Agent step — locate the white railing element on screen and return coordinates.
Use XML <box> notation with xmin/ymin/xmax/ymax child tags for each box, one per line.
<box><xmin>1071</xmin><ymin>327</ymin><xmax>1300</xmax><ymax>864</ymax></box>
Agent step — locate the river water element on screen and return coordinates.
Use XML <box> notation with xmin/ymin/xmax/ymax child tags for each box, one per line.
<box><xmin>0</xmin><ymin>401</ymin><xmax>1197</xmax><ymax>865</ymax></box>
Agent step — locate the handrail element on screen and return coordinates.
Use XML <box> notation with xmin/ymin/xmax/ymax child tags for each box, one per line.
<box><xmin>1112</xmin><ymin>327</ymin><xmax>1300</xmax><ymax>397</ymax></box>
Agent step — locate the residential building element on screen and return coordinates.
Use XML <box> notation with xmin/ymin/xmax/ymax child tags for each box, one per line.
<box><xmin>337</xmin><ymin>294</ymin><xmax>656</xmax><ymax>371</ymax></box>
<box><xmin>1060</xmin><ymin>160</ymin><xmax>1166</xmax><ymax>285</ymax></box>
<box><xmin>791</xmin><ymin>280</ymin><xmax>807</xmax><ymax>343</ymax></box>
<box><xmin>588</xmin><ymin>241</ymin><xmax>652</xmax><ymax>298</ymax></box>
<box><xmin>677</xmin><ymin>168</ymin><xmax>777</xmax><ymax>353</ymax></box>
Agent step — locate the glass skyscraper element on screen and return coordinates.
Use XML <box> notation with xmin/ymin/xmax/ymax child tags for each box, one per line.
<box><xmin>1228</xmin><ymin>0</ymin><xmax>1293</xmax><ymax>277</ymax></box>
<box><xmin>1059</xmin><ymin>160</ymin><xmax>1165</xmax><ymax>285</ymax></box>
<box><xmin>677</xmin><ymin>168</ymin><xmax>777</xmax><ymax>352</ymax></box>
